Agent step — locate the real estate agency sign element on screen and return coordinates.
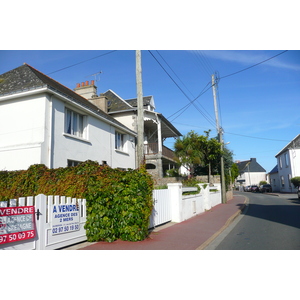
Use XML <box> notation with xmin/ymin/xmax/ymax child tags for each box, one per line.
<box><xmin>0</xmin><ymin>206</ymin><xmax>36</xmax><ymax>245</ymax></box>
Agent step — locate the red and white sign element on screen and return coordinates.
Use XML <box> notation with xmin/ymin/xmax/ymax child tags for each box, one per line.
<box><xmin>0</xmin><ymin>206</ymin><xmax>36</xmax><ymax>245</ymax></box>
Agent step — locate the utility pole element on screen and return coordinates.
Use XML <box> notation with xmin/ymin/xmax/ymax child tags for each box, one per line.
<box><xmin>136</xmin><ymin>50</ymin><xmax>144</xmax><ymax>168</ymax></box>
<box><xmin>212</xmin><ymin>73</ymin><xmax>227</xmax><ymax>204</ymax></box>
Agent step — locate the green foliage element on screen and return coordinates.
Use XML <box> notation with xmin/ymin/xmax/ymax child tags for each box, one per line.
<box><xmin>259</xmin><ymin>181</ymin><xmax>268</xmax><ymax>186</ymax></box>
<box><xmin>165</xmin><ymin>168</ymin><xmax>180</xmax><ymax>177</ymax></box>
<box><xmin>291</xmin><ymin>177</ymin><xmax>300</xmax><ymax>188</ymax></box>
<box><xmin>231</xmin><ymin>163</ymin><xmax>239</xmax><ymax>182</ymax></box>
<box><xmin>174</xmin><ymin>130</ymin><xmax>222</xmax><ymax>177</ymax></box>
<box><xmin>0</xmin><ymin>161</ymin><xmax>154</xmax><ymax>242</ymax></box>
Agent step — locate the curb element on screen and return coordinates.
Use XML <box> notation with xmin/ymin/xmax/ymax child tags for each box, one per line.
<box><xmin>196</xmin><ymin>195</ymin><xmax>249</xmax><ymax>250</ymax></box>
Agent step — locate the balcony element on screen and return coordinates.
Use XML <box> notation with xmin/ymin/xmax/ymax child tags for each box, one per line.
<box><xmin>144</xmin><ymin>143</ymin><xmax>176</xmax><ymax>162</ymax></box>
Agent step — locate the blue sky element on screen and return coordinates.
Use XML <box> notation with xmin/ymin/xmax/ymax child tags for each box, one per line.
<box><xmin>1</xmin><ymin>50</ymin><xmax>299</xmax><ymax>173</ymax></box>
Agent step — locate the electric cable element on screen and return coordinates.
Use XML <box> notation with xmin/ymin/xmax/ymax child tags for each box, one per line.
<box><xmin>148</xmin><ymin>50</ymin><xmax>216</xmax><ymax>126</ymax></box>
<box><xmin>47</xmin><ymin>50</ymin><xmax>117</xmax><ymax>75</ymax></box>
<box><xmin>219</xmin><ymin>50</ymin><xmax>288</xmax><ymax>80</ymax></box>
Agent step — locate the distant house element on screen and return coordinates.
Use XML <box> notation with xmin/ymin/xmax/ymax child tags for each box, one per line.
<box><xmin>0</xmin><ymin>64</ymin><xmax>136</xmax><ymax>171</ymax></box>
<box><xmin>272</xmin><ymin>134</ymin><xmax>300</xmax><ymax>193</ymax></box>
<box><xmin>235</xmin><ymin>158</ymin><xmax>266</xmax><ymax>188</ymax></box>
<box><xmin>77</xmin><ymin>88</ymin><xmax>182</xmax><ymax>178</ymax></box>
<box><xmin>268</xmin><ymin>165</ymin><xmax>280</xmax><ymax>192</ymax></box>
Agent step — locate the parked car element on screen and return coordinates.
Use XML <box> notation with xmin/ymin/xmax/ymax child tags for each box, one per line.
<box><xmin>244</xmin><ymin>185</ymin><xmax>251</xmax><ymax>192</ymax></box>
<box><xmin>259</xmin><ymin>184</ymin><xmax>272</xmax><ymax>193</ymax></box>
<box><xmin>298</xmin><ymin>186</ymin><xmax>300</xmax><ymax>199</ymax></box>
<box><xmin>251</xmin><ymin>185</ymin><xmax>259</xmax><ymax>192</ymax></box>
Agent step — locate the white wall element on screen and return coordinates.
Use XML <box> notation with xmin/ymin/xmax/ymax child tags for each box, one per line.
<box><xmin>237</xmin><ymin>172</ymin><xmax>267</xmax><ymax>187</ymax></box>
<box><xmin>51</xmin><ymin>97</ymin><xmax>136</xmax><ymax>169</ymax></box>
<box><xmin>0</xmin><ymin>94</ymin><xmax>47</xmax><ymax>170</ymax></box>
<box><xmin>277</xmin><ymin>149</ymin><xmax>300</xmax><ymax>193</ymax></box>
<box><xmin>0</xmin><ymin>91</ymin><xmax>136</xmax><ymax>171</ymax></box>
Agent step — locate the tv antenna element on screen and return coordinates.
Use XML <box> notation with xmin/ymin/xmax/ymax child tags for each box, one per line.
<box><xmin>86</xmin><ymin>71</ymin><xmax>102</xmax><ymax>83</ymax></box>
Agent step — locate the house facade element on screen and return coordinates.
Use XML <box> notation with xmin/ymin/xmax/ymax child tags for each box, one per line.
<box><xmin>272</xmin><ymin>134</ymin><xmax>300</xmax><ymax>193</ymax></box>
<box><xmin>235</xmin><ymin>158</ymin><xmax>267</xmax><ymax>188</ymax></box>
<box><xmin>74</xmin><ymin>88</ymin><xmax>182</xmax><ymax>179</ymax></box>
<box><xmin>0</xmin><ymin>64</ymin><xmax>136</xmax><ymax>171</ymax></box>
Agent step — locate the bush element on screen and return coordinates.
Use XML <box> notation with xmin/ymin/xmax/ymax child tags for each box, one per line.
<box><xmin>0</xmin><ymin>161</ymin><xmax>154</xmax><ymax>242</ymax></box>
<box><xmin>291</xmin><ymin>177</ymin><xmax>300</xmax><ymax>188</ymax></box>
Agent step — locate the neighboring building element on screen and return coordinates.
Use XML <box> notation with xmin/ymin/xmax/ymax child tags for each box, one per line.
<box><xmin>74</xmin><ymin>87</ymin><xmax>182</xmax><ymax>179</ymax></box>
<box><xmin>0</xmin><ymin>64</ymin><xmax>136</xmax><ymax>171</ymax></box>
<box><xmin>273</xmin><ymin>134</ymin><xmax>300</xmax><ymax>193</ymax></box>
<box><xmin>235</xmin><ymin>158</ymin><xmax>267</xmax><ymax>188</ymax></box>
<box><xmin>268</xmin><ymin>165</ymin><xmax>280</xmax><ymax>192</ymax></box>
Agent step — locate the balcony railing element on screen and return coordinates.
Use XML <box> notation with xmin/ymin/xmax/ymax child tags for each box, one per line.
<box><xmin>144</xmin><ymin>143</ymin><xmax>176</xmax><ymax>161</ymax></box>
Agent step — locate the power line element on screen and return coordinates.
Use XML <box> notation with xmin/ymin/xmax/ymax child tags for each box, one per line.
<box><xmin>148</xmin><ymin>50</ymin><xmax>215</xmax><ymax>126</ymax></box>
<box><xmin>47</xmin><ymin>50</ymin><xmax>117</xmax><ymax>75</ymax></box>
<box><xmin>171</xmin><ymin>121</ymin><xmax>290</xmax><ymax>142</ymax></box>
<box><xmin>225</xmin><ymin>131</ymin><xmax>290</xmax><ymax>142</ymax></box>
<box><xmin>219</xmin><ymin>50</ymin><xmax>288</xmax><ymax>80</ymax></box>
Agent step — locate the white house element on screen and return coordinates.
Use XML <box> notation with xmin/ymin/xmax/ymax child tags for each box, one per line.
<box><xmin>73</xmin><ymin>87</ymin><xmax>182</xmax><ymax>179</ymax></box>
<box><xmin>272</xmin><ymin>134</ymin><xmax>300</xmax><ymax>193</ymax></box>
<box><xmin>0</xmin><ymin>64</ymin><xmax>136</xmax><ymax>171</ymax></box>
<box><xmin>235</xmin><ymin>158</ymin><xmax>267</xmax><ymax>188</ymax></box>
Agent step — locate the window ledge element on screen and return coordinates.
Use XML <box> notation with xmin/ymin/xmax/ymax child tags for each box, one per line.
<box><xmin>115</xmin><ymin>149</ymin><xmax>129</xmax><ymax>156</ymax></box>
<box><xmin>63</xmin><ymin>133</ymin><xmax>91</xmax><ymax>144</ymax></box>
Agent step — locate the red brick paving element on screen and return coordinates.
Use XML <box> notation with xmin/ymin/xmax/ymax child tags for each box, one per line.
<box><xmin>80</xmin><ymin>193</ymin><xmax>247</xmax><ymax>250</ymax></box>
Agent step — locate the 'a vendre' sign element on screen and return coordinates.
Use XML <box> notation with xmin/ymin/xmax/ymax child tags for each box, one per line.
<box><xmin>52</xmin><ymin>204</ymin><xmax>80</xmax><ymax>235</ymax></box>
<box><xmin>0</xmin><ymin>206</ymin><xmax>36</xmax><ymax>245</ymax></box>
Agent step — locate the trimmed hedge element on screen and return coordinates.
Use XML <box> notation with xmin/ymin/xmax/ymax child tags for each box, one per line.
<box><xmin>0</xmin><ymin>161</ymin><xmax>154</xmax><ymax>242</ymax></box>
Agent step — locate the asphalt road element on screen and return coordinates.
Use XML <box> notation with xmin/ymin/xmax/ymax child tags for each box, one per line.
<box><xmin>206</xmin><ymin>192</ymin><xmax>300</xmax><ymax>250</ymax></box>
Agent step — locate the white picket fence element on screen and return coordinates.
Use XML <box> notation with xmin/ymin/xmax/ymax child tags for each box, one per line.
<box><xmin>0</xmin><ymin>194</ymin><xmax>86</xmax><ymax>250</ymax></box>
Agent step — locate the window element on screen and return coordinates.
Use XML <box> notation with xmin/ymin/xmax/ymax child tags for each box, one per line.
<box><xmin>279</xmin><ymin>157</ymin><xmax>283</xmax><ymax>169</ymax></box>
<box><xmin>284</xmin><ymin>153</ymin><xmax>289</xmax><ymax>167</ymax></box>
<box><xmin>115</xmin><ymin>131</ymin><xmax>126</xmax><ymax>152</ymax></box>
<box><xmin>281</xmin><ymin>176</ymin><xmax>285</xmax><ymax>187</ymax></box>
<box><xmin>67</xmin><ymin>160</ymin><xmax>81</xmax><ymax>167</ymax></box>
<box><xmin>65</xmin><ymin>108</ymin><xmax>85</xmax><ymax>138</ymax></box>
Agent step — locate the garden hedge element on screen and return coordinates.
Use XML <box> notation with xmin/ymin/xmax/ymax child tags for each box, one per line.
<box><xmin>0</xmin><ymin>161</ymin><xmax>154</xmax><ymax>242</ymax></box>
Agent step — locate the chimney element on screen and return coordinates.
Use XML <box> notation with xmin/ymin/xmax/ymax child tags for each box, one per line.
<box><xmin>74</xmin><ymin>80</ymin><xmax>97</xmax><ymax>99</ymax></box>
<box><xmin>88</xmin><ymin>95</ymin><xmax>108</xmax><ymax>113</ymax></box>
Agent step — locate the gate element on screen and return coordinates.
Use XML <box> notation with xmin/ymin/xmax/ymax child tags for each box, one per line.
<box><xmin>0</xmin><ymin>194</ymin><xmax>86</xmax><ymax>250</ymax></box>
<box><xmin>149</xmin><ymin>189</ymin><xmax>171</xmax><ymax>228</ymax></box>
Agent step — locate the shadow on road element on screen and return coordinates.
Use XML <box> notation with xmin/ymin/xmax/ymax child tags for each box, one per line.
<box><xmin>239</xmin><ymin>198</ymin><xmax>300</xmax><ymax>229</ymax></box>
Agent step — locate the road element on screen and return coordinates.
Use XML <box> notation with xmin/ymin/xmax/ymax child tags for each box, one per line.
<box><xmin>206</xmin><ymin>192</ymin><xmax>300</xmax><ymax>250</ymax></box>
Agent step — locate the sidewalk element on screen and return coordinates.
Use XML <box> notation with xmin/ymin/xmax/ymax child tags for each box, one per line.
<box><xmin>64</xmin><ymin>193</ymin><xmax>248</xmax><ymax>250</ymax></box>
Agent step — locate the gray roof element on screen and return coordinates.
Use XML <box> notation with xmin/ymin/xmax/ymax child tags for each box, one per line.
<box><xmin>102</xmin><ymin>89</ymin><xmax>182</xmax><ymax>138</ymax></box>
<box><xmin>269</xmin><ymin>165</ymin><xmax>278</xmax><ymax>174</ymax></box>
<box><xmin>236</xmin><ymin>158</ymin><xmax>266</xmax><ymax>173</ymax></box>
<box><xmin>0</xmin><ymin>64</ymin><xmax>136</xmax><ymax>136</ymax></box>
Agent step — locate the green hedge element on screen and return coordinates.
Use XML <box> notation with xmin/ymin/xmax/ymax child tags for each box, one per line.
<box><xmin>0</xmin><ymin>161</ymin><xmax>154</xmax><ymax>242</ymax></box>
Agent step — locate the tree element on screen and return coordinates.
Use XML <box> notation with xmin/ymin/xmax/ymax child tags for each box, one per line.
<box><xmin>174</xmin><ymin>130</ymin><xmax>222</xmax><ymax>183</ymax></box>
<box><xmin>231</xmin><ymin>163</ymin><xmax>239</xmax><ymax>183</ymax></box>
<box><xmin>174</xmin><ymin>131</ymin><xmax>204</xmax><ymax>176</ymax></box>
<box><xmin>291</xmin><ymin>177</ymin><xmax>300</xmax><ymax>188</ymax></box>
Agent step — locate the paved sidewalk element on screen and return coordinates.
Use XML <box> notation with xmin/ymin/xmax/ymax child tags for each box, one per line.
<box><xmin>64</xmin><ymin>192</ymin><xmax>248</xmax><ymax>250</ymax></box>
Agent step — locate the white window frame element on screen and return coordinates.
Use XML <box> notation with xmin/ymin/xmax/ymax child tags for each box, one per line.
<box><xmin>115</xmin><ymin>131</ymin><xmax>127</xmax><ymax>152</ymax></box>
<box><xmin>64</xmin><ymin>108</ymin><xmax>86</xmax><ymax>139</ymax></box>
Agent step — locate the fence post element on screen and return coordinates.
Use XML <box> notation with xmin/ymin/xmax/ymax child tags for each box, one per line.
<box><xmin>34</xmin><ymin>194</ymin><xmax>47</xmax><ymax>250</ymax></box>
<box><xmin>167</xmin><ymin>183</ymin><xmax>182</xmax><ymax>222</ymax></box>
